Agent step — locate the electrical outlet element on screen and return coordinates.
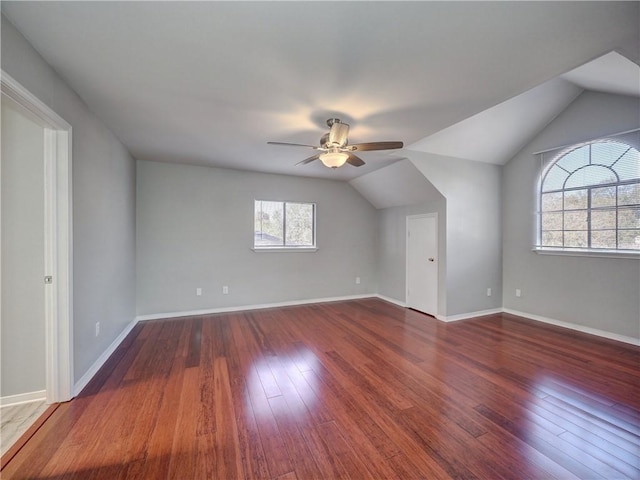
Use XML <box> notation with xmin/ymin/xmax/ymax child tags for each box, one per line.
<box><xmin>516</xmin><ymin>289</ymin><xmax>522</xmax><ymax>298</ymax></box>
<box><xmin>222</xmin><ymin>285</ymin><xmax>229</xmax><ymax>294</ymax></box>
<box><xmin>196</xmin><ymin>287</ymin><xmax>202</xmax><ymax>296</ymax></box>
<box><xmin>355</xmin><ymin>277</ymin><xmax>361</xmax><ymax>285</ymax></box>
<box><xmin>486</xmin><ymin>288</ymin><xmax>492</xmax><ymax>297</ymax></box>
<box><xmin>95</xmin><ymin>322</ymin><xmax>100</xmax><ymax>337</ymax></box>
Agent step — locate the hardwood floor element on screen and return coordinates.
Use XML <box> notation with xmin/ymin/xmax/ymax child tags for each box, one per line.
<box><xmin>2</xmin><ymin>298</ymin><xmax>639</xmax><ymax>479</ymax></box>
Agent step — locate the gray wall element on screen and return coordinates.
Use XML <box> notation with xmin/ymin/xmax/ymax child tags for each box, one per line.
<box><xmin>408</xmin><ymin>152</ymin><xmax>504</xmax><ymax>317</ymax></box>
<box><xmin>1</xmin><ymin>100</ymin><xmax>46</xmax><ymax>397</ymax></box>
<box><xmin>503</xmin><ymin>91</ymin><xmax>640</xmax><ymax>340</ymax></box>
<box><xmin>2</xmin><ymin>15</ymin><xmax>137</xmax><ymax>384</ymax></box>
<box><xmin>136</xmin><ymin>160</ymin><xmax>377</xmax><ymax>316</ymax></box>
<box><xmin>349</xmin><ymin>159</ymin><xmax>449</xmax><ymax>315</ymax></box>
<box><xmin>377</xmin><ymin>200</ymin><xmax>447</xmax><ymax>315</ymax></box>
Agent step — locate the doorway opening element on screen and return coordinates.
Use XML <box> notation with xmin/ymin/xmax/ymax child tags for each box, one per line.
<box><xmin>1</xmin><ymin>71</ymin><xmax>73</xmax><ymax>409</ymax></box>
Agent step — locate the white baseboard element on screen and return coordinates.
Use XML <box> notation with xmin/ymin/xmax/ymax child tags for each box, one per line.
<box><xmin>374</xmin><ymin>298</ymin><xmax>501</xmax><ymax>323</ymax></box>
<box><xmin>73</xmin><ymin>318</ymin><xmax>139</xmax><ymax>397</ymax></box>
<box><xmin>75</xmin><ymin>295</ymin><xmax>377</xmax><ymax>398</ymax></box>
<box><xmin>135</xmin><ymin>293</ymin><xmax>378</xmax><ymax>322</ymax></box>
<box><xmin>0</xmin><ymin>390</ymin><xmax>47</xmax><ymax>407</ymax></box>
<box><xmin>437</xmin><ymin>308</ymin><xmax>503</xmax><ymax>323</ymax></box>
<box><xmin>72</xmin><ymin>298</ymin><xmax>638</xmax><ymax>401</ymax></box>
<box><xmin>375</xmin><ymin>294</ymin><xmax>407</xmax><ymax>308</ymax></box>
<box><xmin>502</xmin><ymin>308</ymin><xmax>640</xmax><ymax>346</ymax></box>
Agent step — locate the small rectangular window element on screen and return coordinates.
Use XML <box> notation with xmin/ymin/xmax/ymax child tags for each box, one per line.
<box><xmin>254</xmin><ymin>200</ymin><xmax>316</xmax><ymax>249</ymax></box>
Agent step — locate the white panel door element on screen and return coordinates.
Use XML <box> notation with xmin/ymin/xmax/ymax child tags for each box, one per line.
<box><xmin>2</xmin><ymin>72</ymin><xmax>73</xmax><ymax>403</ymax></box>
<box><xmin>1</xmin><ymin>98</ymin><xmax>46</xmax><ymax>399</ymax></box>
<box><xmin>407</xmin><ymin>214</ymin><xmax>438</xmax><ymax>316</ymax></box>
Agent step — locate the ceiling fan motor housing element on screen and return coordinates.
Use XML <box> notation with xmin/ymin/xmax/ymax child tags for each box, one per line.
<box><xmin>268</xmin><ymin>116</ymin><xmax>402</xmax><ymax>168</ymax></box>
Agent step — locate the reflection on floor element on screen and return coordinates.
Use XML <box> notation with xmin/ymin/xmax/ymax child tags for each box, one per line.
<box><xmin>1</xmin><ymin>400</ymin><xmax>48</xmax><ymax>456</ymax></box>
<box><xmin>4</xmin><ymin>299</ymin><xmax>640</xmax><ymax>478</ymax></box>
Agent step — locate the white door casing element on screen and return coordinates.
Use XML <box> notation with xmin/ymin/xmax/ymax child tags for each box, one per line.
<box><xmin>1</xmin><ymin>71</ymin><xmax>73</xmax><ymax>403</ymax></box>
<box><xmin>406</xmin><ymin>213</ymin><xmax>438</xmax><ymax>316</ymax></box>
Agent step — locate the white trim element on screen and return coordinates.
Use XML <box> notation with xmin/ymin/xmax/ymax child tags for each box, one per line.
<box><xmin>534</xmin><ymin>134</ymin><xmax>640</xmax><ymax>254</ymax></box>
<box><xmin>254</xmin><ymin>199</ymin><xmax>317</xmax><ymax>251</ymax></box>
<box><xmin>0</xmin><ymin>390</ymin><xmax>47</xmax><ymax>407</ymax></box>
<box><xmin>135</xmin><ymin>294</ymin><xmax>377</xmax><ymax>322</ymax></box>
<box><xmin>251</xmin><ymin>247</ymin><xmax>318</xmax><ymax>253</ymax></box>
<box><xmin>503</xmin><ymin>308</ymin><xmax>640</xmax><ymax>346</ymax></box>
<box><xmin>0</xmin><ymin>75</ymin><xmax>69</xmax><ymax>130</ymax></box>
<box><xmin>73</xmin><ymin>318</ymin><xmax>139</xmax><ymax>397</ymax></box>
<box><xmin>533</xmin><ymin>247</ymin><xmax>639</xmax><ymax>260</ymax></box>
<box><xmin>80</xmin><ymin>295</ymin><xmax>379</xmax><ymax>394</ymax></box>
<box><xmin>375</xmin><ymin>294</ymin><xmax>407</xmax><ymax>308</ymax></box>
<box><xmin>437</xmin><ymin>308</ymin><xmax>503</xmax><ymax>323</ymax></box>
<box><xmin>1</xmin><ymin>71</ymin><xmax>74</xmax><ymax>403</ymax></box>
<box><xmin>70</xmin><ymin>298</ymin><xmax>639</xmax><ymax>399</ymax></box>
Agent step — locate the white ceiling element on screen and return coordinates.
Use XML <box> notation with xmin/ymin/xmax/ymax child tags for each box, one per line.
<box><xmin>2</xmin><ymin>2</ymin><xmax>639</xmax><ymax>180</ymax></box>
<box><xmin>406</xmin><ymin>78</ymin><xmax>583</xmax><ymax>165</ymax></box>
<box><xmin>408</xmin><ymin>51</ymin><xmax>640</xmax><ymax>164</ymax></box>
<box><xmin>561</xmin><ymin>50</ymin><xmax>640</xmax><ymax>98</ymax></box>
<box><xmin>350</xmin><ymin>159</ymin><xmax>443</xmax><ymax>209</ymax></box>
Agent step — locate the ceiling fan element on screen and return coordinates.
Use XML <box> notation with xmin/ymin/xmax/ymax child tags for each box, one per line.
<box><xmin>268</xmin><ymin>118</ymin><xmax>403</xmax><ymax>168</ymax></box>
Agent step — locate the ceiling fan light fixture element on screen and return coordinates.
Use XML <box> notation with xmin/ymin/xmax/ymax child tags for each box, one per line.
<box><xmin>268</xmin><ymin>117</ymin><xmax>403</xmax><ymax>169</ymax></box>
<box><xmin>319</xmin><ymin>151</ymin><xmax>349</xmax><ymax>168</ymax></box>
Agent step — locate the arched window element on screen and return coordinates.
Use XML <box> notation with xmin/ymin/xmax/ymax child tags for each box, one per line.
<box><xmin>540</xmin><ymin>139</ymin><xmax>639</xmax><ymax>251</ymax></box>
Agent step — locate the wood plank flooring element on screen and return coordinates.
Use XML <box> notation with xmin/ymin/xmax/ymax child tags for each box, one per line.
<box><xmin>2</xmin><ymin>298</ymin><xmax>639</xmax><ymax>479</ymax></box>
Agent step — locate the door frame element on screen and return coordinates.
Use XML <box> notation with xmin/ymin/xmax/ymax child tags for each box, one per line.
<box><xmin>1</xmin><ymin>71</ymin><xmax>74</xmax><ymax>403</ymax></box>
<box><xmin>405</xmin><ymin>212</ymin><xmax>438</xmax><ymax>315</ymax></box>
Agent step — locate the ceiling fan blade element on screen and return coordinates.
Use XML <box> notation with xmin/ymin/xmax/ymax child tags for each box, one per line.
<box><xmin>349</xmin><ymin>141</ymin><xmax>404</xmax><ymax>151</ymax></box>
<box><xmin>328</xmin><ymin>121</ymin><xmax>349</xmax><ymax>147</ymax></box>
<box><xmin>268</xmin><ymin>141</ymin><xmax>320</xmax><ymax>149</ymax></box>
<box><xmin>295</xmin><ymin>154</ymin><xmax>320</xmax><ymax>166</ymax></box>
<box><xmin>346</xmin><ymin>153</ymin><xmax>365</xmax><ymax>167</ymax></box>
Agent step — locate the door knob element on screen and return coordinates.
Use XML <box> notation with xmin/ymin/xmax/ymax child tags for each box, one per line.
<box><xmin>428</xmin><ymin>258</ymin><xmax>435</xmax><ymax>262</ymax></box>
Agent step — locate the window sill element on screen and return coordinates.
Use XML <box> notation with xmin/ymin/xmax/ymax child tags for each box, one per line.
<box><xmin>252</xmin><ymin>247</ymin><xmax>318</xmax><ymax>253</ymax></box>
<box><xmin>533</xmin><ymin>247</ymin><xmax>640</xmax><ymax>259</ymax></box>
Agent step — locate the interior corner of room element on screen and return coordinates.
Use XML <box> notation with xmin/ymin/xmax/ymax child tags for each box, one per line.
<box><xmin>1</xmin><ymin>2</ymin><xmax>639</xmax><ymax>467</ymax></box>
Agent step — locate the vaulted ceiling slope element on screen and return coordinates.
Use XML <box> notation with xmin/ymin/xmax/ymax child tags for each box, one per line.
<box><xmin>2</xmin><ymin>2</ymin><xmax>639</xmax><ymax>181</ymax></box>
<box><xmin>408</xmin><ymin>52</ymin><xmax>640</xmax><ymax>165</ymax></box>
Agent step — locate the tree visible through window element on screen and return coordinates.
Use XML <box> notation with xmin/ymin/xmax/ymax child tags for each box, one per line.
<box><xmin>539</xmin><ymin>139</ymin><xmax>640</xmax><ymax>251</ymax></box>
<box><xmin>254</xmin><ymin>200</ymin><xmax>315</xmax><ymax>248</ymax></box>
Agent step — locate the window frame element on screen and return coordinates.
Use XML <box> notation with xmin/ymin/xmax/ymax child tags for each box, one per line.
<box><xmin>253</xmin><ymin>200</ymin><xmax>317</xmax><ymax>252</ymax></box>
<box><xmin>535</xmin><ymin>139</ymin><xmax>639</xmax><ymax>258</ymax></box>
